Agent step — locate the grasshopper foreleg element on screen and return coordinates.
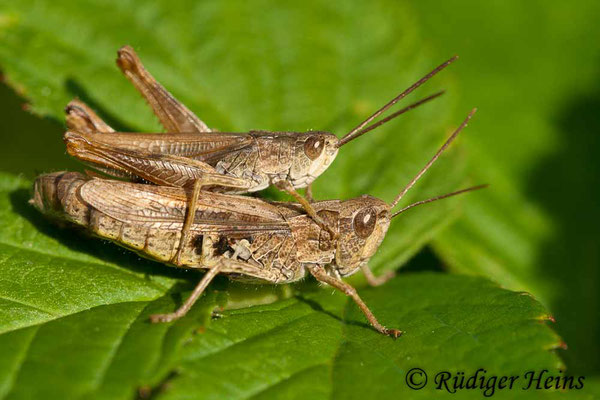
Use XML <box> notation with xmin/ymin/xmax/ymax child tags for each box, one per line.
<box><xmin>275</xmin><ymin>181</ymin><xmax>337</xmax><ymax>239</ymax></box>
<box><xmin>360</xmin><ymin>264</ymin><xmax>396</xmax><ymax>287</ymax></box>
<box><xmin>150</xmin><ymin>261</ymin><xmax>224</xmax><ymax>323</ymax></box>
<box><xmin>309</xmin><ymin>265</ymin><xmax>403</xmax><ymax>338</ymax></box>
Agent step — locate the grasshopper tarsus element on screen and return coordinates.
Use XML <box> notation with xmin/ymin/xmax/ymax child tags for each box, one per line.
<box><xmin>384</xmin><ymin>328</ymin><xmax>404</xmax><ymax>339</ymax></box>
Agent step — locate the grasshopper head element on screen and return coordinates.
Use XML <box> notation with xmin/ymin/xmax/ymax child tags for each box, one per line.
<box><xmin>333</xmin><ymin>195</ymin><xmax>392</xmax><ymax>276</ymax></box>
<box><xmin>289</xmin><ymin>56</ymin><xmax>457</xmax><ymax>189</ymax></box>
<box><xmin>332</xmin><ymin>109</ymin><xmax>483</xmax><ymax>279</ymax></box>
<box><xmin>289</xmin><ymin>131</ymin><xmax>339</xmax><ymax>187</ymax></box>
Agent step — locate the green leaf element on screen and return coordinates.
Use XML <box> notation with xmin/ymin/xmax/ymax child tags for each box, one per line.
<box><xmin>0</xmin><ymin>173</ymin><xmax>564</xmax><ymax>399</ymax></box>
<box><xmin>160</xmin><ymin>276</ymin><xmax>567</xmax><ymax>400</ymax></box>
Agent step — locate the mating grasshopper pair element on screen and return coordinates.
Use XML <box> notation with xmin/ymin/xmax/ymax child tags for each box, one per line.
<box><xmin>32</xmin><ymin>46</ymin><xmax>483</xmax><ymax>337</ymax></box>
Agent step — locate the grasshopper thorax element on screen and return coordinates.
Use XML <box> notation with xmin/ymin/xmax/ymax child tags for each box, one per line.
<box><xmin>333</xmin><ymin>195</ymin><xmax>391</xmax><ymax>277</ymax></box>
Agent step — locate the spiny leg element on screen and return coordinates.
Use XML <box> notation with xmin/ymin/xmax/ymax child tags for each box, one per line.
<box><xmin>275</xmin><ymin>181</ymin><xmax>337</xmax><ymax>239</ymax></box>
<box><xmin>150</xmin><ymin>262</ymin><xmax>223</xmax><ymax>323</ymax></box>
<box><xmin>117</xmin><ymin>45</ymin><xmax>210</xmax><ymax>133</ymax></box>
<box><xmin>309</xmin><ymin>266</ymin><xmax>403</xmax><ymax>338</ymax></box>
<box><xmin>360</xmin><ymin>264</ymin><xmax>396</xmax><ymax>287</ymax></box>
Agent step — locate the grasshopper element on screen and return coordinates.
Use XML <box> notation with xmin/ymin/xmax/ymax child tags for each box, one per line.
<box><xmin>63</xmin><ymin>46</ymin><xmax>454</xmax><ymax>264</ymax></box>
<box><xmin>32</xmin><ymin>109</ymin><xmax>483</xmax><ymax>337</ymax></box>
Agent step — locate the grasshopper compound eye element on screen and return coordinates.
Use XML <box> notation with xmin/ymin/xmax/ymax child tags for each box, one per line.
<box><xmin>304</xmin><ymin>135</ymin><xmax>325</xmax><ymax>160</ymax></box>
<box><xmin>353</xmin><ymin>207</ymin><xmax>377</xmax><ymax>238</ymax></box>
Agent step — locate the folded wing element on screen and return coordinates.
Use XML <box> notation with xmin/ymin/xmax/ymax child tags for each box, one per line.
<box><xmin>79</xmin><ymin>179</ymin><xmax>292</xmax><ymax>236</ymax></box>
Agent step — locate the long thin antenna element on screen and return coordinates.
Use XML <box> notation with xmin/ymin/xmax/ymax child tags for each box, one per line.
<box><xmin>337</xmin><ymin>55</ymin><xmax>458</xmax><ymax>148</ymax></box>
<box><xmin>390</xmin><ymin>108</ymin><xmax>477</xmax><ymax>208</ymax></box>
<box><xmin>391</xmin><ymin>184</ymin><xmax>488</xmax><ymax>218</ymax></box>
<box><xmin>338</xmin><ymin>90</ymin><xmax>445</xmax><ymax>147</ymax></box>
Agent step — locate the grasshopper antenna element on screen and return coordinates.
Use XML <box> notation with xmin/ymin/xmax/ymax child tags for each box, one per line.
<box><xmin>341</xmin><ymin>90</ymin><xmax>445</xmax><ymax>144</ymax></box>
<box><xmin>337</xmin><ymin>55</ymin><xmax>458</xmax><ymax>148</ymax></box>
<box><xmin>390</xmin><ymin>108</ymin><xmax>477</xmax><ymax>208</ymax></box>
<box><xmin>391</xmin><ymin>184</ymin><xmax>488</xmax><ymax>218</ymax></box>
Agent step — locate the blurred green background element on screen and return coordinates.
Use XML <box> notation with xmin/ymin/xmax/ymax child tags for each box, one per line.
<box><xmin>1</xmin><ymin>0</ymin><xmax>599</xmax><ymax>395</ymax></box>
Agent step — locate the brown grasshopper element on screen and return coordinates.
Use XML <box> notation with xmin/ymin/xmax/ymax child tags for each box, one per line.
<box><xmin>63</xmin><ymin>46</ymin><xmax>455</xmax><ymax>264</ymax></box>
<box><xmin>32</xmin><ymin>109</ymin><xmax>483</xmax><ymax>337</ymax></box>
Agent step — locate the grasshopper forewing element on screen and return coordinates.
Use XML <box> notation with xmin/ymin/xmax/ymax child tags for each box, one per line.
<box><xmin>33</xmin><ymin>109</ymin><xmax>484</xmax><ymax>337</ymax></box>
<box><xmin>63</xmin><ymin>46</ymin><xmax>455</xmax><ymax>265</ymax></box>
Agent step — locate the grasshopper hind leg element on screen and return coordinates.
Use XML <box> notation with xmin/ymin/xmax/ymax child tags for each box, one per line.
<box><xmin>116</xmin><ymin>45</ymin><xmax>210</xmax><ymax>133</ymax></box>
<box><xmin>150</xmin><ymin>261</ymin><xmax>224</xmax><ymax>323</ymax></box>
<box><xmin>65</xmin><ymin>99</ymin><xmax>115</xmax><ymax>134</ymax></box>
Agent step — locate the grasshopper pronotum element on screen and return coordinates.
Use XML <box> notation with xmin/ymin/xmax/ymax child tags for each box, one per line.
<box><xmin>33</xmin><ymin>109</ymin><xmax>483</xmax><ymax>337</ymax></box>
<box><xmin>63</xmin><ymin>46</ymin><xmax>455</xmax><ymax>265</ymax></box>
